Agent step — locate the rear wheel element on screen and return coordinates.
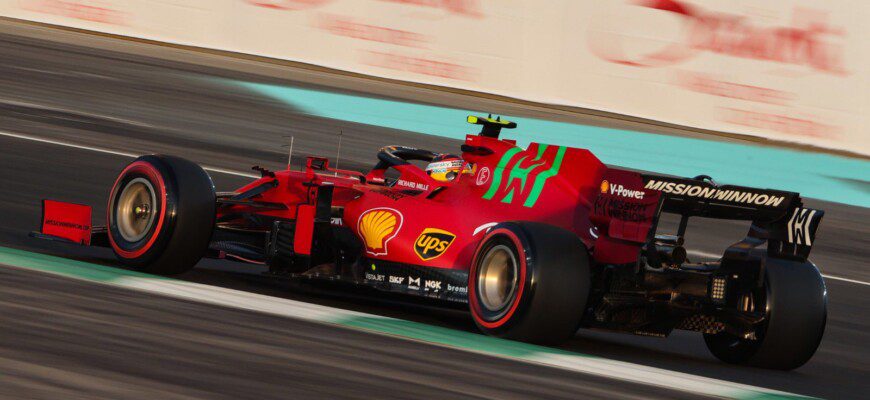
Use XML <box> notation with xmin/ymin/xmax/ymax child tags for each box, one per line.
<box><xmin>108</xmin><ymin>155</ymin><xmax>215</xmax><ymax>275</ymax></box>
<box><xmin>704</xmin><ymin>258</ymin><xmax>827</xmax><ymax>370</ymax></box>
<box><xmin>469</xmin><ymin>222</ymin><xmax>590</xmax><ymax>345</ymax></box>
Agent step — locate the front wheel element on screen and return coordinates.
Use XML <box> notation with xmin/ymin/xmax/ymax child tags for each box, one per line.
<box><xmin>468</xmin><ymin>222</ymin><xmax>590</xmax><ymax>345</ymax></box>
<box><xmin>107</xmin><ymin>155</ymin><xmax>215</xmax><ymax>275</ymax></box>
<box><xmin>704</xmin><ymin>258</ymin><xmax>827</xmax><ymax>370</ymax></box>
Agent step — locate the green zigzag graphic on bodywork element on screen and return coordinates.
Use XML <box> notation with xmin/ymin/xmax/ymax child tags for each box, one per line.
<box><xmin>483</xmin><ymin>144</ymin><xmax>567</xmax><ymax>207</ymax></box>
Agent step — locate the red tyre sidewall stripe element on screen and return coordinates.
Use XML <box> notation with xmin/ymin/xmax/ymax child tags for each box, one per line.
<box><xmin>470</xmin><ymin>228</ymin><xmax>528</xmax><ymax>330</ymax></box>
<box><xmin>108</xmin><ymin>161</ymin><xmax>167</xmax><ymax>259</ymax></box>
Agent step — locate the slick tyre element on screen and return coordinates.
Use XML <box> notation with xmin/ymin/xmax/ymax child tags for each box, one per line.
<box><xmin>469</xmin><ymin>222</ymin><xmax>590</xmax><ymax>345</ymax></box>
<box><xmin>704</xmin><ymin>258</ymin><xmax>827</xmax><ymax>370</ymax></box>
<box><xmin>107</xmin><ymin>155</ymin><xmax>215</xmax><ymax>275</ymax></box>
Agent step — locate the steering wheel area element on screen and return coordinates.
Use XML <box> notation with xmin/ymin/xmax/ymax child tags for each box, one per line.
<box><xmin>366</xmin><ymin>146</ymin><xmax>439</xmax><ymax>187</ymax></box>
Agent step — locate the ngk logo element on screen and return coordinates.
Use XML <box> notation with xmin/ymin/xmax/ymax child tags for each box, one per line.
<box><xmin>424</xmin><ymin>280</ymin><xmax>442</xmax><ymax>292</ymax></box>
<box><xmin>588</xmin><ymin>0</ymin><xmax>847</xmax><ymax>75</ymax></box>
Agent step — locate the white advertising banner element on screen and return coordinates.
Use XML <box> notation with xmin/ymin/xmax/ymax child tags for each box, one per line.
<box><xmin>1</xmin><ymin>0</ymin><xmax>866</xmax><ymax>156</ymax></box>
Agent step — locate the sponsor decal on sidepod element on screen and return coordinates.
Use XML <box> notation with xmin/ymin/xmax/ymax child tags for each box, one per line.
<box><xmin>424</xmin><ymin>280</ymin><xmax>442</xmax><ymax>292</ymax></box>
<box><xmin>414</xmin><ymin>228</ymin><xmax>456</xmax><ymax>261</ymax></box>
<box><xmin>365</xmin><ymin>273</ymin><xmax>385</xmax><ymax>282</ymax></box>
<box><xmin>408</xmin><ymin>276</ymin><xmax>421</xmax><ymax>290</ymax></box>
<box><xmin>358</xmin><ymin>208</ymin><xmax>403</xmax><ymax>256</ymax></box>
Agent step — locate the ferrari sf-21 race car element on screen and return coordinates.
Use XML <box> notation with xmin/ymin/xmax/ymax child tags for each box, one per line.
<box><xmin>34</xmin><ymin>116</ymin><xmax>827</xmax><ymax>370</ymax></box>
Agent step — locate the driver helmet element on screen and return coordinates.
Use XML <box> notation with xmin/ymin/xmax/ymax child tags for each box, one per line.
<box><xmin>425</xmin><ymin>154</ymin><xmax>473</xmax><ymax>182</ymax></box>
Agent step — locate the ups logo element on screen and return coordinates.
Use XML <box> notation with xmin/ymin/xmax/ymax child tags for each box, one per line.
<box><xmin>414</xmin><ymin>228</ymin><xmax>456</xmax><ymax>261</ymax></box>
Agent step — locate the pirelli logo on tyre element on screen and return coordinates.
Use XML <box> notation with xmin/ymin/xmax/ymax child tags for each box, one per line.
<box><xmin>414</xmin><ymin>228</ymin><xmax>456</xmax><ymax>261</ymax></box>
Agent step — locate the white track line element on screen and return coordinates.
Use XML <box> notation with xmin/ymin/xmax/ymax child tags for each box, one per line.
<box><xmin>0</xmin><ymin>255</ymin><xmax>806</xmax><ymax>400</ymax></box>
<box><xmin>2</xmin><ymin>129</ymin><xmax>867</xmax><ymax>287</ymax></box>
<box><xmin>0</xmin><ymin>130</ymin><xmax>258</xmax><ymax>178</ymax></box>
<box><xmin>816</xmin><ymin>275</ymin><xmax>870</xmax><ymax>286</ymax></box>
<box><xmin>687</xmin><ymin>250</ymin><xmax>869</xmax><ymax>287</ymax></box>
<box><xmin>1</xmin><ymin>130</ymin><xmax>138</xmax><ymax>157</ymax></box>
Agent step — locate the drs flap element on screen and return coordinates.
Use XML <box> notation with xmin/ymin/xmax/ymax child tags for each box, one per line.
<box><xmin>41</xmin><ymin>200</ymin><xmax>92</xmax><ymax>245</ymax></box>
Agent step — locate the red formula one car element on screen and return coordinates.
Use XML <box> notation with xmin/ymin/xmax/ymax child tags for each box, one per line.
<box><xmin>34</xmin><ymin>116</ymin><xmax>827</xmax><ymax>370</ymax></box>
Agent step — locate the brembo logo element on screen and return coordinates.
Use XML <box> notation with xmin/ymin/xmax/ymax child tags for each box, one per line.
<box><xmin>414</xmin><ymin>228</ymin><xmax>455</xmax><ymax>261</ymax></box>
<box><xmin>645</xmin><ymin>180</ymin><xmax>786</xmax><ymax>207</ymax></box>
<box><xmin>589</xmin><ymin>0</ymin><xmax>847</xmax><ymax>74</ymax></box>
<box><xmin>358</xmin><ymin>208</ymin><xmax>403</xmax><ymax>256</ymax></box>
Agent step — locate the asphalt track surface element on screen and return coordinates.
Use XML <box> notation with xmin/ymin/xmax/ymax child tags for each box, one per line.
<box><xmin>0</xmin><ymin>22</ymin><xmax>868</xmax><ymax>399</ymax></box>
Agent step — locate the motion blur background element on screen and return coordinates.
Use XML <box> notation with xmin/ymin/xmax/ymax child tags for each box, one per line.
<box><xmin>0</xmin><ymin>1</ymin><xmax>868</xmax><ymax>399</ymax></box>
<box><xmin>3</xmin><ymin>0</ymin><xmax>867</xmax><ymax>156</ymax></box>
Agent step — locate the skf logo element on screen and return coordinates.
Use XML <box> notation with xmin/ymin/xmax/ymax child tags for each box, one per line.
<box><xmin>600</xmin><ymin>180</ymin><xmax>610</xmax><ymax>194</ymax></box>
<box><xmin>358</xmin><ymin>208</ymin><xmax>403</xmax><ymax>256</ymax></box>
<box><xmin>414</xmin><ymin>228</ymin><xmax>456</xmax><ymax>261</ymax></box>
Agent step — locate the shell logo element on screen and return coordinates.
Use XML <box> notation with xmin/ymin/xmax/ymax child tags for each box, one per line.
<box><xmin>357</xmin><ymin>208</ymin><xmax>403</xmax><ymax>256</ymax></box>
<box><xmin>600</xmin><ymin>180</ymin><xmax>610</xmax><ymax>194</ymax></box>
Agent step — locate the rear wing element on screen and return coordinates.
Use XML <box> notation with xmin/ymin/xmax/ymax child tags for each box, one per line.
<box><xmin>641</xmin><ymin>175</ymin><xmax>797</xmax><ymax>221</ymax></box>
<box><xmin>641</xmin><ymin>174</ymin><xmax>824</xmax><ymax>262</ymax></box>
<box><xmin>591</xmin><ymin>171</ymin><xmax>824</xmax><ymax>264</ymax></box>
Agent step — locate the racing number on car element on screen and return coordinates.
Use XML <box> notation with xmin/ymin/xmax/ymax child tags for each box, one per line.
<box><xmin>482</xmin><ymin>144</ymin><xmax>566</xmax><ymax>207</ymax></box>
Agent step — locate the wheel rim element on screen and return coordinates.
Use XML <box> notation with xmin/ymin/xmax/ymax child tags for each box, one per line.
<box><xmin>477</xmin><ymin>244</ymin><xmax>518</xmax><ymax>315</ymax></box>
<box><xmin>115</xmin><ymin>177</ymin><xmax>157</xmax><ymax>242</ymax></box>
